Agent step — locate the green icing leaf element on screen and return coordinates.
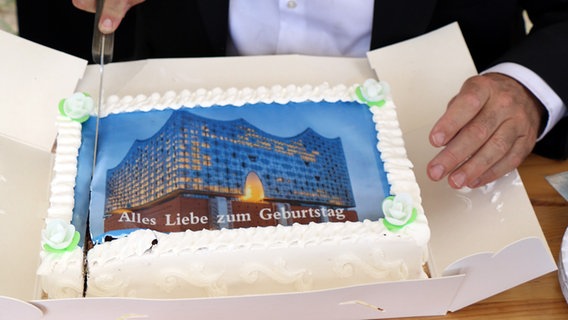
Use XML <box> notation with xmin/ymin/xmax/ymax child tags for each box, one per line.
<box><xmin>43</xmin><ymin>231</ymin><xmax>80</xmax><ymax>254</ymax></box>
<box><xmin>382</xmin><ymin>208</ymin><xmax>418</xmax><ymax>232</ymax></box>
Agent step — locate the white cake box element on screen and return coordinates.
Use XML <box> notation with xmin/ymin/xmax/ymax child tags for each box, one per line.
<box><xmin>0</xmin><ymin>23</ymin><xmax>557</xmax><ymax>319</ymax></box>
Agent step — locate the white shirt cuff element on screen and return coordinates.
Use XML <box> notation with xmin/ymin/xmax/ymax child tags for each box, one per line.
<box><xmin>483</xmin><ymin>62</ymin><xmax>567</xmax><ymax>140</ymax></box>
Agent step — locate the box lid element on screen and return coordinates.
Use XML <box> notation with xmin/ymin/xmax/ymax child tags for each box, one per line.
<box><xmin>0</xmin><ymin>30</ymin><xmax>86</xmax><ymax>152</ymax></box>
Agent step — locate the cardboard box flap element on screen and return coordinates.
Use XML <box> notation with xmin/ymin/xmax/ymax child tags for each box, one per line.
<box><xmin>0</xmin><ymin>136</ymin><xmax>53</xmax><ymax>300</ymax></box>
<box><xmin>366</xmin><ymin>22</ymin><xmax>476</xmax><ymax>135</ymax></box>
<box><xmin>0</xmin><ymin>296</ymin><xmax>42</xmax><ymax>320</ymax></box>
<box><xmin>76</xmin><ymin>55</ymin><xmax>377</xmax><ymax>97</ymax></box>
<box><xmin>444</xmin><ymin>237</ymin><xmax>557</xmax><ymax>311</ymax></box>
<box><xmin>0</xmin><ymin>30</ymin><xmax>87</xmax><ymax>152</ymax></box>
<box><xmin>404</xmin><ymin>124</ymin><xmax>555</xmax><ymax>277</ymax></box>
<box><xmin>30</xmin><ymin>276</ymin><xmax>465</xmax><ymax>320</ymax></box>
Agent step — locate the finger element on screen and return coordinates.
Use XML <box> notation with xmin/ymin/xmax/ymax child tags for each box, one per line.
<box><xmin>429</xmin><ymin>76</ymin><xmax>489</xmax><ymax>148</ymax></box>
<box><xmin>446</xmin><ymin>118</ymin><xmax>522</xmax><ymax>189</ymax></box>
<box><xmin>97</xmin><ymin>0</ymin><xmax>145</xmax><ymax>34</ymax></box>
<box><xmin>456</xmin><ymin>74</ymin><xmax>543</xmax><ymax>188</ymax></box>
<box><xmin>428</xmin><ymin>73</ymin><xmax>543</xmax><ymax>188</ymax></box>
<box><xmin>426</xmin><ymin>117</ymin><xmax>491</xmax><ymax>185</ymax></box>
<box><xmin>465</xmin><ymin>133</ymin><xmax>534</xmax><ymax>188</ymax></box>
<box><xmin>98</xmin><ymin>1</ymin><xmax>129</xmax><ymax>34</ymax></box>
<box><xmin>427</xmin><ymin>86</ymin><xmax>496</xmax><ymax>182</ymax></box>
<box><xmin>72</xmin><ymin>0</ymin><xmax>96</xmax><ymax>13</ymax></box>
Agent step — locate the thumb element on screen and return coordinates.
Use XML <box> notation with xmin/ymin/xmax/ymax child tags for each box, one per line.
<box><xmin>98</xmin><ymin>0</ymin><xmax>145</xmax><ymax>34</ymax></box>
<box><xmin>97</xmin><ymin>0</ymin><xmax>128</xmax><ymax>34</ymax></box>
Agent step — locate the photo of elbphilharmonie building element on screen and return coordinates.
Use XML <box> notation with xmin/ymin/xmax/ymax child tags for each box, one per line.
<box><xmin>104</xmin><ymin>109</ymin><xmax>358</xmax><ymax>232</ymax></box>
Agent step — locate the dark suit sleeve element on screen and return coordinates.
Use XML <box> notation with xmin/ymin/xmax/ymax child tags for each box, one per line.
<box><xmin>493</xmin><ymin>5</ymin><xmax>568</xmax><ymax>159</ymax></box>
<box><xmin>534</xmin><ymin>116</ymin><xmax>568</xmax><ymax>159</ymax></box>
<box><xmin>497</xmin><ymin>18</ymin><xmax>568</xmax><ymax>107</ymax></box>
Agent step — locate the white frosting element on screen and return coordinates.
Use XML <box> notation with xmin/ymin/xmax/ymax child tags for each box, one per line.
<box><xmin>46</xmin><ymin>116</ymin><xmax>81</xmax><ymax>221</ymax></box>
<box><xmin>37</xmin><ymin>246</ymin><xmax>84</xmax><ymax>299</ymax></box>
<box><xmin>39</xmin><ymin>81</ymin><xmax>429</xmax><ymax>299</ymax></box>
<box><xmin>87</xmin><ymin>221</ymin><xmax>428</xmax><ymax>298</ymax></box>
<box><xmin>100</xmin><ymin>84</ymin><xmax>353</xmax><ymax>117</ymax></box>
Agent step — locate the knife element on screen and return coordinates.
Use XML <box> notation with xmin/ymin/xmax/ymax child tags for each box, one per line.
<box><xmin>83</xmin><ymin>0</ymin><xmax>115</xmax><ymax>297</ymax></box>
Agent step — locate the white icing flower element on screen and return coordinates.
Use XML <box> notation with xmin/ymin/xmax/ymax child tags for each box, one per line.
<box><xmin>59</xmin><ymin>92</ymin><xmax>94</xmax><ymax>123</ymax></box>
<box><xmin>355</xmin><ymin>79</ymin><xmax>390</xmax><ymax>107</ymax></box>
<box><xmin>42</xmin><ymin>219</ymin><xmax>79</xmax><ymax>252</ymax></box>
<box><xmin>382</xmin><ymin>193</ymin><xmax>416</xmax><ymax>228</ymax></box>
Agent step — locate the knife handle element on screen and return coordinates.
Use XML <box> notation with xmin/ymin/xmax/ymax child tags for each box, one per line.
<box><xmin>91</xmin><ymin>0</ymin><xmax>115</xmax><ymax>64</ymax></box>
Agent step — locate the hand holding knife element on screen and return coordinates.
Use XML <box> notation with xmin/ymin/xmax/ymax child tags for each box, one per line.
<box><xmin>92</xmin><ymin>0</ymin><xmax>115</xmax><ymax>65</ymax></box>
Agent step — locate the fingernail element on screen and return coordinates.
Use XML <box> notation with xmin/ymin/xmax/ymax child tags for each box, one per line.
<box><xmin>451</xmin><ymin>172</ymin><xmax>466</xmax><ymax>189</ymax></box>
<box><xmin>431</xmin><ymin>132</ymin><xmax>446</xmax><ymax>146</ymax></box>
<box><xmin>429</xmin><ymin>164</ymin><xmax>445</xmax><ymax>181</ymax></box>
<box><xmin>99</xmin><ymin>18</ymin><xmax>113</xmax><ymax>33</ymax></box>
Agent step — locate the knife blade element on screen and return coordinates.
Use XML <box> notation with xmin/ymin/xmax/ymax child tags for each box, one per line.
<box><xmin>83</xmin><ymin>0</ymin><xmax>115</xmax><ymax>297</ymax></box>
<box><xmin>91</xmin><ymin>0</ymin><xmax>114</xmax><ymax>171</ymax></box>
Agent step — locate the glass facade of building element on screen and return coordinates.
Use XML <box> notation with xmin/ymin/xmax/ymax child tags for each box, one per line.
<box><xmin>105</xmin><ymin>110</ymin><xmax>355</xmax><ymax>216</ymax></box>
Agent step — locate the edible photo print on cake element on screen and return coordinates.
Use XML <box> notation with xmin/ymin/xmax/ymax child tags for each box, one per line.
<box><xmin>75</xmin><ymin>101</ymin><xmax>390</xmax><ymax>242</ymax></box>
